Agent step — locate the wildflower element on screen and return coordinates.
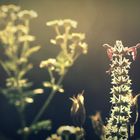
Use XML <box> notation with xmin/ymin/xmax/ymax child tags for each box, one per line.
<box><xmin>103</xmin><ymin>41</ymin><xmax>140</xmax><ymax>140</ymax></box>
<box><xmin>47</xmin><ymin>134</ymin><xmax>62</xmax><ymax>140</ymax></box>
<box><xmin>18</xmin><ymin>35</ymin><xmax>35</xmax><ymax>42</ymax></box>
<box><xmin>78</xmin><ymin>42</ymin><xmax>88</xmax><ymax>54</ymax></box>
<box><xmin>33</xmin><ymin>88</ymin><xmax>44</xmax><ymax>94</ymax></box>
<box><xmin>63</xmin><ymin>19</ymin><xmax>77</xmax><ymax>28</ymax></box>
<box><xmin>40</xmin><ymin>59</ymin><xmax>56</xmax><ymax>70</ymax></box>
<box><xmin>50</xmin><ymin>35</ymin><xmax>65</xmax><ymax>45</ymax></box>
<box><xmin>103</xmin><ymin>41</ymin><xmax>140</xmax><ymax>61</ymax></box>
<box><xmin>46</xmin><ymin>20</ymin><xmax>63</xmax><ymax>27</ymax></box>
<box><xmin>25</xmin><ymin>97</ymin><xmax>33</xmax><ymax>103</ymax></box>
<box><xmin>57</xmin><ymin>125</ymin><xmax>84</xmax><ymax>135</ymax></box>
<box><xmin>70</xmin><ymin>91</ymin><xmax>86</xmax><ymax>127</ymax></box>
<box><xmin>43</xmin><ymin>82</ymin><xmax>64</xmax><ymax>93</ymax></box>
<box><xmin>0</xmin><ymin>11</ymin><xmax>6</xmax><ymax>19</ymax></box>
<box><xmin>71</xmin><ymin>33</ymin><xmax>85</xmax><ymax>43</ymax></box>
<box><xmin>1</xmin><ymin>4</ymin><xmax>20</xmax><ymax>12</ymax></box>
<box><xmin>17</xmin><ymin>25</ymin><xmax>28</xmax><ymax>34</ymax></box>
<box><xmin>18</xmin><ymin>10</ymin><xmax>37</xmax><ymax>20</ymax></box>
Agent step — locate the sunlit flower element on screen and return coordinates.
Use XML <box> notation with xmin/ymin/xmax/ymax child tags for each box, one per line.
<box><xmin>40</xmin><ymin>58</ymin><xmax>56</xmax><ymax>70</ymax></box>
<box><xmin>70</xmin><ymin>91</ymin><xmax>86</xmax><ymax>127</ymax></box>
<box><xmin>33</xmin><ymin>88</ymin><xmax>44</xmax><ymax>94</ymax></box>
<box><xmin>57</xmin><ymin>125</ymin><xmax>84</xmax><ymax>136</ymax></box>
<box><xmin>71</xmin><ymin>33</ymin><xmax>85</xmax><ymax>43</ymax></box>
<box><xmin>25</xmin><ymin>97</ymin><xmax>33</xmax><ymax>103</ymax></box>
<box><xmin>78</xmin><ymin>42</ymin><xmax>88</xmax><ymax>54</ymax></box>
<box><xmin>43</xmin><ymin>82</ymin><xmax>64</xmax><ymax>93</ymax></box>
<box><xmin>1</xmin><ymin>4</ymin><xmax>20</xmax><ymax>12</ymax></box>
<box><xmin>63</xmin><ymin>19</ymin><xmax>77</xmax><ymax>28</ymax></box>
<box><xmin>19</xmin><ymin>35</ymin><xmax>35</xmax><ymax>42</ymax></box>
<box><xmin>18</xmin><ymin>10</ymin><xmax>37</xmax><ymax>20</ymax></box>
<box><xmin>0</xmin><ymin>11</ymin><xmax>6</xmax><ymax>19</ymax></box>
<box><xmin>47</xmin><ymin>134</ymin><xmax>62</xmax><ymax>140</ymax></box>
<box><xmin>50</xmin><ymin>35</ymin><xmax>65</xmax><ymax>45</ymax></box>
<box><xmin>17</xmin><ymin>25</ymin><xmax>28</xmax><ymax>34</ymax></box>
<box><xmin>46</xmin><ymin>20</ymin><xmax>63</xmax><ymax>27</ymax></box>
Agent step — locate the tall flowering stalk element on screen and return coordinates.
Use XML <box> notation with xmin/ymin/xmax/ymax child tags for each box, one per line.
<box><xmin>103</xmin><ymin>41</ymin><xmax>140</xmax><ymax>140</ymax></box>
<box><xmin>0</xmin><ymin>5</ymin><xmax>39</xmax><ymax>107</ymax></box>
<box><xmin>0</xmin><ymin>4</ymin><xmax>53</xmax><ymax>140</ymax></box>
<box><xmin>33</xmin><ymin>19</ymin><xmax>88</xmax><ymax>123</ymax></box>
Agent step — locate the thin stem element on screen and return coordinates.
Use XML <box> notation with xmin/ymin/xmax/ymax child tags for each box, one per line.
<box><xmin>17</xmin><ymin>107</ymin><xmax>28</xmax><ymax>140</ymax></box>
<box><xmin>32</xmin><ymin>52</ymin><xmax>80</xmax><ymax>124</ymax></box>
<box><xmin>48</xmin><ymin>69</ymin><xmax>55</xmax><ymax>84</ymax></box>
<box><xmin>32</xmin><ymin>72</ymin><xmax>66</xmax><ymax>124</ymax></box>
<box><xmin>64</xmin><ymin>134</ymin><xmax>69</xmax><ymax>140</ymax></box>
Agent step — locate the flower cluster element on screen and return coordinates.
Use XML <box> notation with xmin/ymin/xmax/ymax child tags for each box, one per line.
<box><xmin>40</xmin><ymin>19</ymin><xmax>88</xmax><ymax>93</ymax></box>
<box><xmin>0</xmin><ymin>4</ymin><xmax>40</xmax><ymax>106</ymax></box>
<box><xmin>46</xmin><ymin>125</ymin><xmax>84</xmax><ymax>140</ymax></box>
<box><xmin>45</xmin><ymin>19</ymin><xmax>88</xmax><ymax>75</ymax></box>
<box><xmin>57</xmin><ymin>125</ymin><xmax>84</xmax><ymax>135</ymax></box>
<box><xmin>103</xmin><ymin>41</ymin><xmax>140</xmax><ymax>140</ymax></box>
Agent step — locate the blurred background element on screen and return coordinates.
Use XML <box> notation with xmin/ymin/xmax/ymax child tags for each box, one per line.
<box><xmin>0</xmin><ymin>0</ymin><xmax>140</xmax><ymax>139</ymax></box>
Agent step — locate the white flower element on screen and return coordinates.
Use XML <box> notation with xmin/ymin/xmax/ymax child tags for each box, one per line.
<box><xmin>18</xmin><ymin>10</ymin><xmax>37</xmax><ymax>19</ymax></box>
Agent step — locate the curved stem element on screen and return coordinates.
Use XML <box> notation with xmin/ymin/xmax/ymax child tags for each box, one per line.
<box><xmin>32</xmin><ymin>72</ymin><xmax>66</xmax><ymax>124</ymax></box>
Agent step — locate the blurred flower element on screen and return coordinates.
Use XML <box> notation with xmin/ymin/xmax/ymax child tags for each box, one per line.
<box><xmin>70</xmin><ymin>92</ymin><xmax>86</xmax><ymax>127</ymax></box>
<box><xmin>50</xmin><ymin>35</ymin><xmax>65</xmax><ymax>45</ymax></box>
<box><xmin>63</xmin><ymin>19</ymin><xmax>77</xmax><ymax>28</ymax></box>
<box><xmin>78</xmin><ymin>42</ymin><xmax>88</xmax><ymax>54</ymax></box>
<box><xmin>46</xmin><ymin>19</ymin><xmax>77</xmax><ymax>29</ymax></box>
<box><xmin>0</xmin><ymin>11</ymin><xmax>6</xmax><ymax>19</ymax></box>
<box><xmin>17</xmin><ymin>25</ymin><xmax>28</xmax><ymax>34</ymax></box>
<box><xmin>71</xmin><ymin>33</ymin><xmax>85</xmax><ymax>43</ymax></box>
<box><xmin>33</xmin><ymin>88</ymin><xmax>44</xmax><ymax>94</ymax></box>
<box><xmin>18</xmin><ymin>35</ymin><xmax>35</xmax><ymax>42</ymax></box>
<box><xmin>18</xmin><ymin>10</ymin><xmax>37</xmax><ymax>20</ymax></box>
<box><xmin>47</xmin><ymin>134</ymin><xmax>62</xmax><ymax>140</ymax></box>
<box><xmin>25</xmin><ymin>97</ymin><xmax>33</xmax><ymax>103</ymax></box>
<box><xmin>46</xmin><ymin>20</ymin><xmax>63</xmax><ymax>27</ymax></box>
<box><xmin>40</xmin><ymin>58</ymin><xmax>56</xmax><ymax>70</ymax></box>
<box><xmin>1</xmin><ymin>4</ymin><xmax>20</xmax><ymax>12</ymax></box>
<box><xmin>43</xmin><ymin>82</ymin><xmax>64</xmax><ymax>93</ymax></box>
<box><xmin>57</xmin><ymin>125</ymin><xmax>84</xmax><ymax>135</ymax></box>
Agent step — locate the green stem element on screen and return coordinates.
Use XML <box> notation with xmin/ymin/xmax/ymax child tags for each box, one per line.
<box><xmin>17</xmin><ymin>107</ymin><xmax>28</xmax><ymax>140</ymax></box>
<box><xmin>32</xmin><ymin>73</ymin><xmax>66</xmax><ymax>124</ymax></box>
<box><xmin>64</xmin><ymin>134</ymin><xmax>69</xmax><ymax>140</ymax></box>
